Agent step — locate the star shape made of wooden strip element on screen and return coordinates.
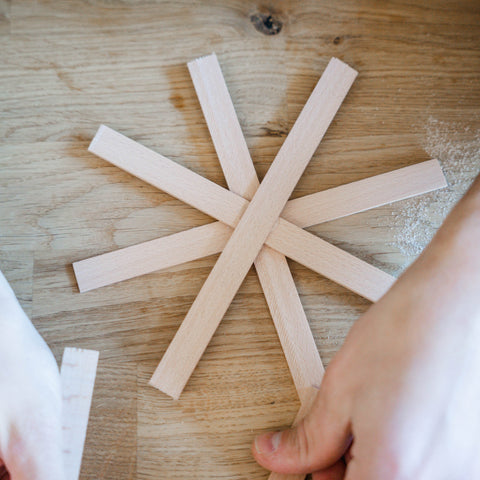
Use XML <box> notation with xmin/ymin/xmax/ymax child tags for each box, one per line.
<box><xmin>74</xmin><ymin>55</ymin><xmax>446</xmax><ymax>408</ymax></box>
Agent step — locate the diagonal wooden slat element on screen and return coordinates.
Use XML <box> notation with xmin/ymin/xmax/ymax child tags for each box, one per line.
<box><xmin>88</xmin><ymin>124</ymin><xmax>246</xmax><ymax>226</ymax></box>
<box><xmin>188</xmin><ymin>53</ymin><xmax>324</xmax><ymax>404</ymax></box>
<box><xmin>149</xmin><ymin>58</ymin><xmax>358</xmax><ymax>399</ymax></box>
<box><xmin>73</xmin><ymin>159</ymin><xmax>446</xmax><ymax>292</ymax></box>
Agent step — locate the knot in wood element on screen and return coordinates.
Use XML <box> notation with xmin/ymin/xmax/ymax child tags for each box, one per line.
<box><xmin>250</xmin><ymin>12</ymin><xmax>283</xmax><ymax>35</ymax></box>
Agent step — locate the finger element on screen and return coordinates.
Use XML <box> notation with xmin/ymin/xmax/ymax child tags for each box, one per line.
<box><xmin>343</xmin><ymin>459</ymin><xmax>359</xmax><ymax>480</ymax></box>
<box><xmin>312</xmin><ymin>460</ymin><xmax>346</xmax><ymax>480</ymax></box>
<box><xmin>253</xmin><ymin>377</ymin><xmax>351</xmax><ymax>474</ymax></box>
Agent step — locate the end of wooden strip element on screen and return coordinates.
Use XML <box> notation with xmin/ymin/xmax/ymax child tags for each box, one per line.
<box><xmin>328</xmin><ymin>56</ymin><xmax>358</xmax><ymax>79</ymax></box>
<box><xmin>149</xmin><ymin>342</ymin><xmax>197</xmax><ymax>400</ymax></box>
<box><xmin>359</xmin><ymin>268</ymin><xmax>396</xmax><ymax>303</ymax></box>
<box><xmin>72</xmin><ymin>260</ymin><xmax>90</xmax><ymax>293</ymax></box>
<box><xmin>188</xmin><ymin>52</ymin><xmax>218</xmax><ymax>69</ymax></box>
<box><xmin>61</xmin><ymin>347</ymin><xmax>99</xmax><ymax>374</ymax></box>
<box><xmin>429</xmin><ymin>158</ymin><xmax>448</xmax><ymax>188</ymax></box>
<box><xmin>148</xmin><ymin>374</ymin><xmax>181</xmax><ymax>401</ymax></box>
<box><xmin>88</xmin><ymin>124</ymin><xmax>110</xmax><ymax>154</ymax></box>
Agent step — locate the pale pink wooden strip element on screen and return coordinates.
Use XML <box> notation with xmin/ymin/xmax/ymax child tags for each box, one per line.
<box><xmin>188</xmin><ymin>53</ymin><xmax>324</xmax><ymax>402</ymax></box>
<box><xmin>281</xmin><ymin>159</ymin><xmax>447</xmax><ymax>226</ymax></box>
<box><xmin>269</xmin><ymin>218</ymin><xmax>396</xmax><ymax>302</ymax></box>
<box><xmin>188</xmin><ymin>54</ymin><xmax>259</xmax><ymax>200</ymax></box>
<box><xmin>254</xmin><ymin>250</ymin><xmax>325</xmax><ymax>400</ymax></box>
<box><xmin>73</xmin><ymin>160</ymin><xmax>445</xmax><ymax>293</ymax></box>
<box><xmin>73</xmin><ymin>222</ymin><xmax>231</xmax><ymax>292</ymax></box>
<box><xmin>150</xmin><ymin>58</ymin><xmax>357</xmax><ymax>399</ymax></box>
<box><xmin>89</xmin><ymin>125</ymin><xmax>248</xmax><ymax>227</ymax></box>
<box><xmin>61</xmin><ymin>348</ymin><xmax>99</xmax><ymax>480</ymax></box>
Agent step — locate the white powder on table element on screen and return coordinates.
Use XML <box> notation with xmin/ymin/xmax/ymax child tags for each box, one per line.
<box><xmin>391</xmin><ymin>117</ymin><xmax>480</xmax><ymax>259</ymax></box>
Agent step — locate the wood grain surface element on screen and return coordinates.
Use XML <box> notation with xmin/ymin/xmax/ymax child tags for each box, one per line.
<box><xmin>1</xmin><ymin>1</ymin><xmax>479</xmax><ymax>478</ymax></box>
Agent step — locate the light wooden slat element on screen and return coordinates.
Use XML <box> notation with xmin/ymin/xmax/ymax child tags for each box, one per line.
<box><xmin>188</xmin><ymin>54</ymin><xmax>259</xmax><ymax>200</ymax></box>
<box><xmin>149</xmin><ymin>58</ymin><xmax>358</xmax><ymax>399</ymax></box>
<box><xmin>90</xmin><ymin>127</ymin><xmax>446</xmax><ymax>234</ymax></box>
<box><xmin>269</xmin><ymin>218</ymin><xmax>396</xmax><ymax>302</ymax></box>
<box><xmin>86</xmin><ymin>124</ymin><xmax>399</xmax><ymax>303</ymax></box>
<box><xmin>280</xmin><ymin>158</ymin><xmax>447</xmax><ymax>226</ymax></box>
<box><xmin>61</xmin><ymin>347</ymin><xmax>99</xmax><ymax>480</ymax></box>
<box><xmin>73</xmin><ymin>222</ymin><xmax>232</xmax><ymax>292</ymax></box>
<box><xmin>73</xmin><ymin>159</ymin><xmax>446</xmax><ymax>292</ymax></box>
<box><xmin>88</xmin><ymin>125</ymin><xmax>248</xmax><ymax>227</ymax></box>
<box><xmin>254</xmin><ymin>250</ymin><xmax>325</xmax><ymax>400</ymax></box>
<box><xmin>188</xmin><ymin>53</ymin><xmax>324</xmax><ymax>403</ymax></box>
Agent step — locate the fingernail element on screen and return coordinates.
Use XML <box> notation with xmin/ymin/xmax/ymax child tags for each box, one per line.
<box><xmin>254</xmin><ymin>431</ymin><xmax>282</xmax><ymax>455</ymax></box>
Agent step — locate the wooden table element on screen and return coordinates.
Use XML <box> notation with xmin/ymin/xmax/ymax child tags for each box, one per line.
<box><xmin>1</xmin><ymin>1</ymin><xmax>479</xmax><ymax>478</ymax></box>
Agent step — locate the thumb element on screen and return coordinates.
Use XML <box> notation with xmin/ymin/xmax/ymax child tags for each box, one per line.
<box><xmin>252</xmin><ymin>381</ymin><xmax>351</xmax><ymax>474</ymax></box>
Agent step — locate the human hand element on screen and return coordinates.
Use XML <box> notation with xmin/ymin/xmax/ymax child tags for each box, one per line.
<box><xmin>253</xmin><ymin>175</ymin><xmax>480</xmax><ymax>479</ymax></box>
<box><xmin>0</xmin><ymin>270</ymin><xmax>63</xmax><ymax>480</ymax></box>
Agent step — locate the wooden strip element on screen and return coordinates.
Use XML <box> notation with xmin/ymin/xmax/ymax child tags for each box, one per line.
<box><xmin>73</xmin><ymin>160</ymin><xmax>445</xmax><ymax>293</ymax></box>
<box><xmin>150</xmin><ymin>58</ymin><xmax>358</xmax><ymax>399</ymax></box>
<box><xmin>73</xmin><ymin>222</ymin><xmax>231</xmax><ymax>292</ymax></box>
<box><xmin>281</xmin><ymin>159</ymin><xmax>447</xmax><ymax>226</ymax></box>
<box><xmin>269</xmin><ymin>218</ymin><xmax>396</xmax><ymax>302</ymax></box>
<box><xmin>254</xmin><ymin>250</ymin><xmax>325</xmax><ymax>401</ymax></box>
<box><xmin>188</xmin><ymin>54</ymin><xmax>259</xmax><ymax>201</ymax></box>
<box><xmin>188</xmin><ymin>53</ymin><xmax>324</xmax><ymax>403</ymax></box>
<box><xmin>61</xmin><ymin>347</ymin><xmax>99</xmax><ymax>480</ymax></box>
<box><xmin>89</xmin><ymin>125</ymin><xmax>248</xmax><ymax>227</ymax></box>
<box><xmin>267</xmin><ymin>156</ymin><xmax>438</xmax><ymax>480</ymax></box>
